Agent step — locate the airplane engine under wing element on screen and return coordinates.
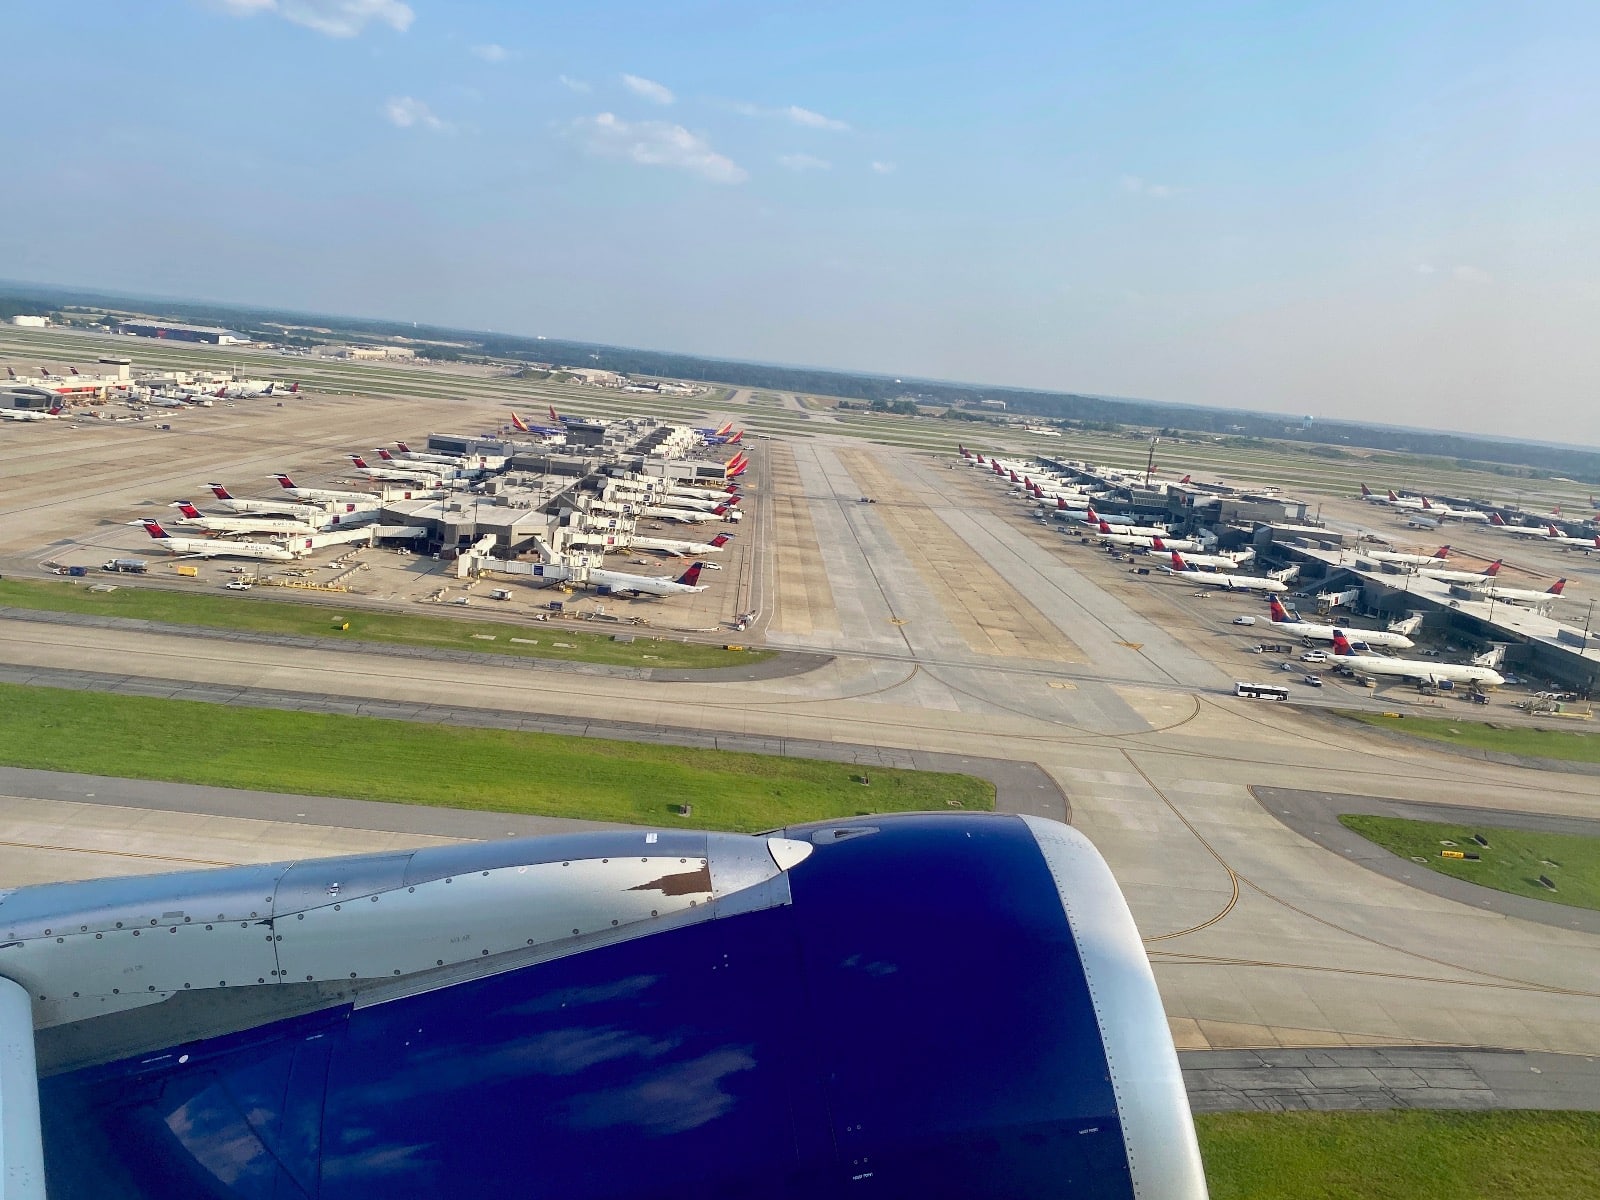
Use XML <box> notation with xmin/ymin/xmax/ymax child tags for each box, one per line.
<box><xmin>0</xmin><ymin>813</ymin><xmax>1205</xmax><ymax>1199</ymax></box>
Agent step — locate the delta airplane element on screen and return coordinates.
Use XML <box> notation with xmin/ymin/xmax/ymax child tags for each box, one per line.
<box><xmin>629</xmin><ymin>532</ymin><xmax>733</xmax><ymax>558</ymax></box>
<box><xmin>1093</xmin><ymin>524</ymin><xmax>1200</xmax><ymax>552</ymax></box>
<box><xmin>392</xmin><ymin>441</ymin><xmax>479</xmax><ymax>468</ymax></box>
<box><xmin>169</xmin><ymin>501</ymin><xmax>316</xmax><ymax>538</ymax></box>
<box><xmin>1167</xmin><ymin>551</ymin><xmax>1287</xmax><ymax>592</ymax></box>
<box><xmin>0</xmin><ymin>406</ymin><xmax>64</xmax><ymax>422</ymax></box>
<box><xmin>1366</xmin><ymin>544</ymin><xmax>1451</xmax><ymax>567</ymax></box>
<box><xmin>1266</xmin><ymin>596</ymin><xmax>1415</xmax><ymax>648</ymax></box>
<box><xmin>1384</xmin><ymin>489</ymin><xmax>1427</xmax><ymax>511</ymax></box>
<box><xmin>1419</xmin><ymin>497</ymin><xmax>1490</xmax><ymax>523</ymax></box>
<box><xmin>1469</xmin><ymin>578</ymin><xmax>1569</xmax><ymax>606</ymax></box>
<box><xmin>1084</xmin><ymin>508</ymin><xmax>1168</xmax><ymax>537</ymax></box>
<box><xmin>272</xmin><ymin>474</ymin><xmax>376</xmax><ymax>504</ymax></box>
<box><xmin>137</xmin><ymin>520</ymin><xmax>298</xmax><ymax>561</ymax></box>
<box><xmin>1540</xmin><ymin>525</ymin><xmax>1600</xmax><ymax>549</ymax></box>
<box><xmin>1168</xmin><ymin>546</ymin><xmax>1253</xmax><ymax>569</ymax></box>
<box><xmin>345</xmin><ymin>454</ymin><xmax>446</xmax><ymax>485</ymax></box>
<box><xmin>1331</xmin><ymin>630</ymin><xmax>1504</xmax><ymax>687</ymax></box>
<box><xmin>651</xmin><ymin>493</ymin><xmax>740</xmax><ymax>515</ymax></box>
<box><xmin>1416</xmin><ymin>560</ymin><xmax>1502</xmax><ymax>585</ymax></box>
<box><xmin>642</xmin><ymin>504</ymin><xmax>732</xmax><ymax>524</ymax></box>
<box><xmin>592</xmin><ymin>561</ymin><xmax>710</xmax><ymax>597</ymax></box>
<box><xmin>209</xmin><ymin>483</ymin><xmax>366</xmax><ymax>519</ymax></box>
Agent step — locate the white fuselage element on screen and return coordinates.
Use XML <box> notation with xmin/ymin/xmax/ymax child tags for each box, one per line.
<box><xmin>628</xmin><ymin>536</ymin><xmax>728</xmax><ymax>557</ymax></box>
<box><xmin>213</xmin><ymin>497</ymin><xmax>331</xmax><ymax>519</ymax></box>
<box><xmin>642</xmin><ymin>505</ymin><xmax>722</xmax><ymax>524</ymax></box>
<box><xmin>1173</xmin><ymin>550</ymin><xmax>1250</xmax><ymax>569</ymax></box>
<box><xmin>1169</xmin><ymin>568</ymin><xmax>1287</xmax><ymax>593</ymax></box>
<box><xmin>1334</xmin><ymin>648</ymin><xmax>1503</xmax><ymax>687</ymax></box>
<box><xmin>145</xmin><ymin>534</ymin><xmax>297</xmax><ymax>561</ymax></box>
<box><xmin>590</xmin><ymin>567</ymin><xmax>706</xmax><ymax>597</ymax></box>
<box><xmin>1415</xmin><ymin>567</ymin><xmax>1497</xmax><ymax>584</ymax></box>
<box><xmin>1097</xmin><ymin>531</ymin><xmax>1200</xmax><ymax>551</ymax></box>
<box><xmin>279</xmin><ymin>485</ymin><xmax>379</xmax><ymax>504</ymax></box>
<box><xmin>1468</xmin><ymin>584</ymin><xmax>1566</xmax><ymax>605</ymax></box>
<box><xmin>1367</xmin><ymin>551</ymin><xmax>1449</xmax><ymax>567</ymax></box>
<box><xmin>173</xmin><ymin>512</ymin><xmax>317</xmax><ymax>537</ymax></box>
<box><xmin>1269</xmin><ymin>616</ymin><xmax>1415</xmax><ymax>649</ymax></box>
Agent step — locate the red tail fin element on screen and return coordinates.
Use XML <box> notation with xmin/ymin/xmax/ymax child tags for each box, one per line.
<box><xmin>1490</xmin><ymin>512</ymin><xmax>1505</xmax><ymax>525</ymax></box>
<box><xmin>1551</xmin><ymin>578</ymin><xmax>1568</xmax><ymax>595</ymax></box>
<box><xmin>723</xmin><ymin>494</ymin><xmax>742</xmax><ymax>506</ymax></box>
<box><xmin>1150</xmin><ymin>537</ymin><xmax>1166</xmax><ymax>550</ymax></box>
<box><xmin>289</xmin><ymin>381</ymin><xmax>300</xmax><ymax>393</ymax></box>
<box><xmin>1331</xmin><ymin>630</ymin><xmax>1357</xmax><ymax>655</ymax></box>
<box><xmin>174</xmin><ymin>501</ymin><xmax>203</xmax><ymax>519</ymax></box>
<box><xmin>1434</xmin><ymin>545</ymin><xmax>1450</xmax><ymax>559</ymax></box>
<box><xmin>1420</xmin><ymin>496</ymin><xmax>1433</xmax><ymax>509</ymax></box>
<box><xmin>709</xmin><ymin>533</ymin><xmax>732</xmax><ymax>547</ymax></box>
<box><xmin>208</xmin><ymin>483</ymin><xmax>234</xmax><ymax>500</ymax></box>
<box><xmin>549</xmin><ymin>405</ymin><xmax>560</xmax><ymax>423</ymax></box>
<box><xmin>1388</xmin><ymin>490</ymin><xmax>1400</xmax><ymax>501</ymax></box>
<box><xmin>1179</xmin><ymin>474</ymin><xmax>1191</xmax><ymax>484</ymax></box>
<box><xmin>349</xmin><ymin>455</ymin><xmax>370</xmax><ymax>468</ymax></box>
<box><xmin>273</xmin><ymin>474</ymin><xmax>296</xmax><ymax>490</ymax></box>
<box><xmin>1170</xmin><ymin>551</ymin><xmax>1189</xmax><ymax>570</ymax></box>
<box><xmin>396</xmin><ymin>442</ymin><xmax>411</xmax><ymax>453</ymax></box>
<box><xmin>69</xmin><ymin>366</ymin><xmax>79</xmax><ymax>375</ymax></box>
<box><xmin>1056</xmin><ymin>497</ymin><xmax>1067</xmax><ymax>510</ymax></box>
<box><xmin>141</xmin><ymin>521</ymin><xmax>171</xmax><ymax>539</ymax></box>
<box><xmin>377</xmin><ymin>448</ymin><xmax>395</xmax><ymax>460</ymax></box>
<box><xmin>1360</xmin><ymin>483</ymin><xmax>1372</xmax><ymax>496</ymax></box>
<box><xmin>1269</xmin><ymin>596</ymin><xmax>1290</xmax><ymax>622</ymax></box>
<box><xmin>509</xmin><ymin>410</ymin><xmax>530</xmax><ymax>432</ymax></box>
<box><xmin>1085</xmin><ymin>506</ymin><xmax>1099</xmax><ymax>521</ymax></box>
<box><xmin>677</xmin><ymin>562</ymin><xmax>704</xmax><ymax>587</ymax></box>
<box><xmin>1484</xmin><ymin>560</ymin><xmax>1502</xmax><ymax>576</ymax></box>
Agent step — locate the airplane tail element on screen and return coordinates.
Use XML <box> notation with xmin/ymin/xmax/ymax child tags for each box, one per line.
<box><xmin>214</xmin><ymin>387</ymin><xmax>227</xmax><ymax>398</ymax></box>
<box><xmin>1169</xmin><ymin>551</ymin><xmax>1189</xmax><ymax>571</ymax></box>
<box><xmin>1330</xmin><ymin>630</ymin><xmax>1357</xmax><ymax>656</ymax></box>
<box><xmin>376</xmin><ymin>448</ymin><xmax>396</xmax><ymax>461</ymax></box>
<box><xmin>715</xmin><ymin>422</ymin><xmax>733</xmax><ymax>437</ymax></box>
<box><xmin>677</xmin><ymin>562</ymin><xmax>704</xmax><ymax>587</ymax></box>
<box><xmin>1179</xmin><ymin>474</ymin><xmax>1191</xmax><ymax>484</ymax></box>
<box><xmin>549</xmin><ymin>405</ymin><xmax>560</xmax><ymax>423</ymax></box>
<box><xmin>141</xmin><ymin>521</ymin><xmax>172</xmax><ymax>539</ymax></box>
<box><xmin>69</xmin><ymin>366</ymin><xmax>79</xmax><ymax>376</ymax></box>
<box><xmin>272</xmin><ymin>474</ymin><xmax>296</xmax><ymax>490</ymax></box>
<box><xmin>1085</xmin><ymin>506</ymin><xmax>1099</xmax><ymax>522</ymax></box>
<box><xmin>1360</xmin><ymin>483</ymin><xmax>1372</xmax><ymax>496</ymax></box>
<box><xmin>723</xmin><ymin>494</ymin><xmax>742</xmax><ymax>507</ymax></box>
<box><xmin>1056</xmin><ymin>497</ymin><xmax>1068</xmax><ymax>510</ymax></box>
<box><xmin>1387</xmin><ymin>490</ymin><xmax>1400</xmax><ymax>501</ymax></box>
<box><xmin>726</xmin><ymin>430</ymin><xmax>743</xmax><ymax>443</ymax></box>
<box><xmin>1548</xmin><ymin>525</ymin><xmax>1563</xmax><ymax>537</ymax></box>
<box><xmin>1269</xmin><ymin>596</ymin><xmax>1290</xmax><ymax>623</ymax></box>
<box><xmin>173</xmin><ymin>501</ymin><xmax>204</xmax><ymax>519</ymax></box>
<box><xmin>709</xmin><ymin>533</ymin><xmax>732</xmax><ymax>548</ymax></box>
<box><xmin>289</xmin><ymin>381</ymin><xmax>300</xmax><ymax>393</ymax></box>
<box><xmin>1490</xmin><ymin>512</ymin><xmax>1505</xmax><ymax>525</ymax></box>
<box><xmin>1097</xmin><ymin>521</ymin><xmax>1113</xmax><ymax>533</ymax></box>
<box><xmin>1484</xmin><ymin>560</ymin><xmax>1502</xmax><ymax>577</ymax></box>
<box><xmin>4</xmin><ymin>367</ymin><xmax>13</xmax><ymax>379</ymax></box>
<box><xmin>1550</xmin><ymin>578</ymin><xmax>1568</xmax><ymax>595</ymax></box>
<box><xmin>509</xmin><ymin>410</ymin><xmax>530</xmax><ymax>432</ymax></box>
<box><xmin>349</xmin><ymin>455</ymin><xmax>370</xmax><ymax>468</ymax></box>
<box><xmin>1434</xmin><ymin>545</ymin><xmax>1450</xmax><ymax>559</ymax></box>
<box><xmin>1420</xmin><ymin>496</ymin><xmax>1433</xmax><ymax>509</ymax></box>
<box><xmin>396</xmin><ymin>442</ymin><xmax>412</xmax><ymax>453</ymax></box>
<box><xmin>1150</xmin><ymin>537</ymin><xmax>1167</xmax><ymax>551</ymax></box>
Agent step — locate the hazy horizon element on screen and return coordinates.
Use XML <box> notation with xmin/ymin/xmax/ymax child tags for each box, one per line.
<box><xmin>7</xmin><ymin>3</ymin><xmax>1600</xmax><ymax>442</ymax></box>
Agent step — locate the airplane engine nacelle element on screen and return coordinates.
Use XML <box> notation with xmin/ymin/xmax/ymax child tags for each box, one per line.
<box><xmin>3</xmin><ymin>814</ymin><xmax>1206</xmax><ymax>1199</ymax></box>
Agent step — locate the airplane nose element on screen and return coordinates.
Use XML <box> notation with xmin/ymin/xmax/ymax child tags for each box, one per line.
<box><xmin>1019</xmin><ymin>816</ymin><xmax>1209</xmax><ymax>1200</ymax></box>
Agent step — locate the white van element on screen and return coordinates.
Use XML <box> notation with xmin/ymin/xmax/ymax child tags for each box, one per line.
<box><xmin>1232</xmin><ymin>615</ymin><xmax>1257</xmax><ymax>626</ymax></box>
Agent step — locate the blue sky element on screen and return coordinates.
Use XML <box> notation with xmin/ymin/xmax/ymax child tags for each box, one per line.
<box><xmin>7</xmin><ymin>1</ymin><xmax>1600</xmax><ymax>440</ymax></box>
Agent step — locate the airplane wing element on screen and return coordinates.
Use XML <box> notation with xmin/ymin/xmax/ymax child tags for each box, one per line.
<box><xmin>1</xmin><ymin>815</ymin><xmax>1204</xmax><ymax>1199</ymax></box>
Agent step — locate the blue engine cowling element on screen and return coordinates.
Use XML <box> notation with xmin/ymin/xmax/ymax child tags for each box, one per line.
<box><xmin>20</xmin><ymin>813</ymin><xmax>1205</xmax><ymax>1199</ymax></box>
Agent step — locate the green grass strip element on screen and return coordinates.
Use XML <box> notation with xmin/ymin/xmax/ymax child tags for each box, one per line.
<box><xmin>0</xmin><ymin>579</ymin><xmax>765</xmax><ymax>670</ymax></box>
<box><xmin>0</xmin><ymin>683</ymin><xmax>993</xmax><ymax>832</ymax></box>
<box><xmin>1196</xmin><ymin>1110</ymin><xmax>1600</xmax><ymax>1200</ymax></box>
<box><xmin>1338</xmin><ymin>813</ymin><xmax>1600</xmax><ymax>910</ymax></box>
<box><xmin>1341</xmin><ymin>711</ymin><xmax>1600</xmax><ymax>764</ymax></box>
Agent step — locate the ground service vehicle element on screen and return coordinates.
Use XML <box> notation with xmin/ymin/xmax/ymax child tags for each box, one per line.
<box><xmin>1235</xmin><ymin>681</ymin><xmax>1291</xmax><ymax>700</ymax></box>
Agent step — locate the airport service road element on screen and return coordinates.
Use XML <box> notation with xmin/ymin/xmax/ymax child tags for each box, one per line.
<box><xmin>4</xmin><ymin>615</ymin><xmax>1600</xmax><ymax>1056</ymax></box>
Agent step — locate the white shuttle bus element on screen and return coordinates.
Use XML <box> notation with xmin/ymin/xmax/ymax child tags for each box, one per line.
<box><xmin>1234</xmin><ymin>681</ymin><xmax>1290</xmax><ymax>701</ymax></box>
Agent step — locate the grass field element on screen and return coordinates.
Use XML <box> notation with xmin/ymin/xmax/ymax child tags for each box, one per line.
<box><xmin>0</xmin><ymin>579</ymin><xmax>765</xmax><ymax>670</ymax></box>
<box><xmin>1196</xmin><ymin>1110</ymin><xmax>1600</xmax><ymax>1200</ymax></box>
<box><xmin>1342</xmin><ymin>711</ymin><xmax>1600</xmax><ymax>763</ymax></box>
<box><xmin>0</xmin><ymin>683</ymin><xmax>993</xmax><ymax>831</ymax></box>
<box><xmin>1339</xmin><ymin>813</ymin><xmax>1600</xmax><ymax>910</ymax></box>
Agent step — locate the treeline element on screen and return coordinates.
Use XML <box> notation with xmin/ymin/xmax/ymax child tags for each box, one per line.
<box><xmin>5</xmin><ymin>282</ymin><xmax>1600</xmax><ymax>481</ymax></box>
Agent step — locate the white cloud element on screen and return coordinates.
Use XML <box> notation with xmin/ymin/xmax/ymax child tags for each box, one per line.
<box><xmin>471</xmin><ymin>43</ymin><xmax>510</xmax><ymax>62</ymax></box>
<box><xmin>1416</xmin><ymin>263</ymin><xmax>1438</xmax><ymax>275</ymax></box>
<box><xmin>573</xmin><ymin>112</ymin><xmax>746</xmax><ymax>184</ymax></box>
<box><xmin>558</xmin><ymin>74</ymin><xmax>592</xmax><ymax>94</ymax></box>
<box><xmin>621</xmin><ymin>74</ymin><xmax>675</xmax><ymax>105</ymax></box>
<box><xmin>783</xmin><ymin>105</ymin><xmax>849</xmax><ymax>131</ymax></box>
<box><xmin>778</xmin><ymin>153</ymin><xmax>831</xmax><ymax>172</ymax></box>
<box><xmin>212</xmin><ymin>0</ymin><xmax>414</xmax><ymax>37</ymax></box>
<box><xmin>1453</xmin><ymin>265</ymin><xmax>1493</xmax><ymax>283</ymax></box>
<box><xmin>1121</xmin><ymin>174</ymin><xmax>1180</xmax><ymax>198</ymax></box>
<box><xmin>870</xmin><ymin>160</ymin><xmax>896</xmax><ymax>175</ymax></box>
<box><xmin>732</xmin><ymin>102</ymin><xmax>850</xmax><ymax>132</ymax></box>
<box><xmin>383</xmin><ymin>96</ymin><xmax>450</xmax><ymax>132</ymax></box>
